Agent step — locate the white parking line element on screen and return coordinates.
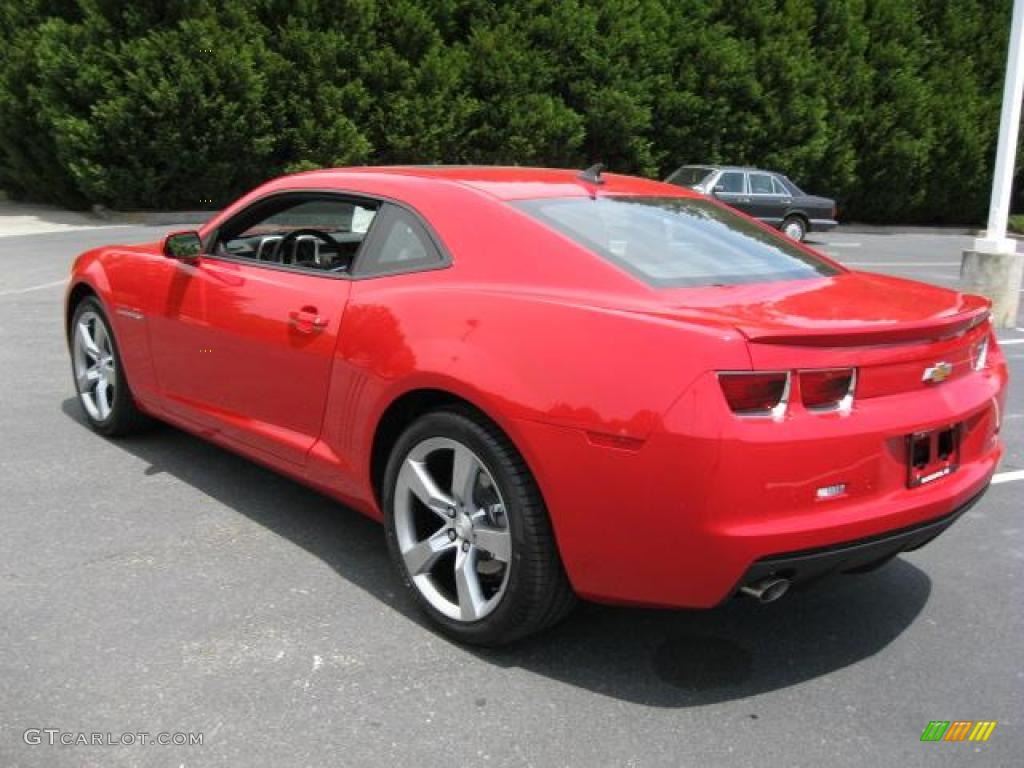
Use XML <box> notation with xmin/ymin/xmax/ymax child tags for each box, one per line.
<box><xmin>0</xmin><ymin>279</ymin><xmax>65</xmax><ymax>297</ymax></box>
<box><xmin>992</xmin><ymin>469</ymin><xmax>1024</xmax><ymax>485</ymax></box>
<box><xmin>998</xmin><ymin>338</ymin><xmax>1024</xmax><ymax>345</ymax></box>
<box><xmin>825</xmin><ymin>242</ymin><xmax>862</xmax><ymax>248</ymax></box>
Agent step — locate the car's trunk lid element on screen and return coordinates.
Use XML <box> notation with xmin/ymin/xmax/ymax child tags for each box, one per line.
<box><xmin>658</xmin><ymin>271</ymin><xmax>991</xmax><ymax>399</ymax></box>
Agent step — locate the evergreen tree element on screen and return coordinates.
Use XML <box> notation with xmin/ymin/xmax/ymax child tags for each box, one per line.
<box><xmin>0</xmin><ymin>0</ymin><xmax>1015</xmax><ymax>222</ymax></box>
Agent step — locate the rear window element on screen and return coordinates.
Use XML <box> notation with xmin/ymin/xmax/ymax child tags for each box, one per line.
<box><xmin>778</xmin><ymin>176</ymin><xmax>803</xmax><ymax>195</ymax></box>
<box><xmin>514</xmin><ymin>196</ymin><xmax>839</xmax><ymax>288</ymax></box>
<box><xmin>666</xmin><ymin>166</ymin><xmax>714</xmax><ymax>187</ymax></box>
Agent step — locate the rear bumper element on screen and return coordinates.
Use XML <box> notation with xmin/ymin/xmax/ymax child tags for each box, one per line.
<box><xmin>809</xmin><ymin>218</ymin><xmax>839</xmax><ymax>232</ymax></box>
<box><xmin>515</xmin><ymin>361</ymin><xmax>1007</xmax><ymax>610</ymax></box>
<box><xmin>733</xmin><ymin>486</ymin><xmax>985</xmax><ymax>599</ymax></box>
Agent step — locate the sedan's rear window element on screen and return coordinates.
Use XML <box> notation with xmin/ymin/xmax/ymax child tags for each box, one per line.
<box><xmin>514</xmin><ymin>196</ymin><xmax>839</xmax><ymax>287</ymax></box>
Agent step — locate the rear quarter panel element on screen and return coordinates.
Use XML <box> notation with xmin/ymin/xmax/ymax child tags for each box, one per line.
<box><xmin>309</xmin><ymin>212</ymin><xmax>752</xmax><ymax>531</ymax></box>
<box><xmin>792</xmin><ymin>195</ymin><xmax>834</xmax><ymax>222</ymax></box>
<box><xmin>302</xmin><ymin>183</ymin><xmax>756</xmax><ymax>531</ymax></box>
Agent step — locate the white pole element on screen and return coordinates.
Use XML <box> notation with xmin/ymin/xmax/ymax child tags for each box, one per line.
<box><xmin>974</xmin><ymin>0</ymin><xmax>1024</xmax><ymax>254</ymax></box>
<box><xmin>962</xmin><ymin>0</ymin><xmax>1024</xmax><ymax>327</ymax></box>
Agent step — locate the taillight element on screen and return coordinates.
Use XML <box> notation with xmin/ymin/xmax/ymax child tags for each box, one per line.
<box><xmin>800</xmin><ymin>368</ymin><xmax>856</xmax><ymax>410</ymax></box>
<box><xmin>972</xmin><ymin>335</ymin><xmax>989</xmax><ymax>370</ymax></box>
<box><xmin>718</xmin><ymin>372</ymin><xmax>789</xmax><ymax>416</ymax></box>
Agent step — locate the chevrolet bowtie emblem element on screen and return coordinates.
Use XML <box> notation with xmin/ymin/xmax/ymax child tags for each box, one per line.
<box><xmin>922</xmin><ymin>361</ymin><xmax>953</xmax><ymax>384</ymax></box>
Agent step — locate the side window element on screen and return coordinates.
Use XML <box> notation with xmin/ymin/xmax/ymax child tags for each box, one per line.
<box><xmin>215</xmin><ymin>196</ymin><xmax>379</xmax><ymax>273</ymax></box>
<box><xmin>716</xmin><ymin>172</ymin><xmax>745</xmax><ymax>194</ymax></box>
<box><xmin>771</xmin><ymin>176</ymin><xmax>791</xmax><ymax>195</ymax></box>
<box><xmin>749</xmin><ymin>173</ymin><xmax>775</xmax><ymax>195</ymax></box>
<box><xmin>357</xmin><ymin>204</ymin><xmax>444</xmax><ymax>276</ymax></box>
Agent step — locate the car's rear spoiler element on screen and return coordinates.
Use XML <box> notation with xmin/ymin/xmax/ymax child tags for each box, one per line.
<box><xmin>737</xmin><ymin>306</ymin><xmax>990</xmax><ymax>347</ymax></box>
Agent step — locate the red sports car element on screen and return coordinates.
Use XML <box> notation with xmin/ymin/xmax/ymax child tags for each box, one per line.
<box><xmin>65</xmin><ymin>166</ymin><xmax>1008</xmax><ymax>644</ymax></box>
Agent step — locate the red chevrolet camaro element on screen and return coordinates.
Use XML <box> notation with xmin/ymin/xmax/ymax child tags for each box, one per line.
<box><xmin>65</xmin><ymin>166</ymin><xmax>1008</xmax><ymax>644</ymax></box>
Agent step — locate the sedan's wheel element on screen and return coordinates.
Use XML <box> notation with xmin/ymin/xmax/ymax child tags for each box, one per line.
<box><xmin>782</xmin><ymin>216</ymin><xmax>807</xmax><ymax>242</ymax></box>
<box><xmin>70</xmin><ymin>297</ymin><xmax>151</xmax><ymax>436</ymax></box>
<box><xmin>383</xmin><ymin>408</ymin><xmax>575</xmax><ymax>645</ymax></box>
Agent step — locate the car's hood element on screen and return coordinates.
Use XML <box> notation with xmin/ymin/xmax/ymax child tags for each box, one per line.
<box><xmin>658</xmin><ymin>271</ymin><xmax>989</xmax><ymax>346</ymax></box>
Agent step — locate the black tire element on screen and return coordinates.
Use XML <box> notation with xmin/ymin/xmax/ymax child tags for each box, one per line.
<box><xmin>383</xmin><ymin>407</ymin><xmax>576</xmax><ymax>645</ymax></box>
<box><xmin>69</xmin><ymin>296</ymin><xmax>153</xmax><ymax>436</ymax></box>
<box><xmin>781</xmin><ymin>215</ymin><xmax>807</xmax><ymax>242</ymax></box>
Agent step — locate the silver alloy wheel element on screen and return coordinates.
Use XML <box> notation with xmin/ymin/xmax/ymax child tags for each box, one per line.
<box><xmin>393</xmin><ymin>436</ymin><xmax>512</xmax><ymax>621</ymax></box>
<box><xmin>72</xmin><ymin>310</ymin><xmax>116</xmax><ymax>421</ymax></box>
<box><xmin>783</xmin><ymin>219</ymin><xmax>805</xmax><ymax>240</ymax></box>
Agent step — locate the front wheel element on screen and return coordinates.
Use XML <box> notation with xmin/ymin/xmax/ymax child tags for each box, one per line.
<box><xmin>383</xmin><ymin>408</ymin><xmax>575</xmax><ymax>645</ymax></box>
<box><xmin>70</xmin><ymin>297</ymin><xmax>152</xmax><ymax>436</ymax></box>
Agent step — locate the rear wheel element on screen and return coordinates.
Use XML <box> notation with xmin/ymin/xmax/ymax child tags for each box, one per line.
<box><xmin>70</xmin><ymin>297</ymin><xmax>151</xmax><ymax>436</ymax></box>
<box><xmin>782</xmin><ymin>215</ymin><xmax>807</xmax><ymax>242</ymax></box>
<box><xmin>383</xmin><ymin>408</ymin><xmax>575</xmax><ymax>645</ymax></box>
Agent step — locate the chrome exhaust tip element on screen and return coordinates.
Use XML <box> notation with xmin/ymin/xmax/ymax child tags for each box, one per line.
<box><xmin>740</xmin><ymin>577</ymin><xmax>790</xmax><ymax>604</ymax></box>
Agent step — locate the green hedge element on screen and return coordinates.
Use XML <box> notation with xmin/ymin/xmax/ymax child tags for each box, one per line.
<box><xmin>0</xmin><ymin>0</ymin><xmax>1014</xmax><ymax>222</ymax></box>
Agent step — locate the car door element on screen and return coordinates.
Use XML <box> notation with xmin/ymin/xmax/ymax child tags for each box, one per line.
<box><xmin>711</xmin><ymin>171</ymin><xmax>751</xmax><ymax>214</ymax></box>
<box><xmin>148</xmin><ymin>193</ymin><xmax>379</xmax><ymax>467</ymax></box>
<box><xmin>746</xmin><ymin>172</ymin><xmax>789</xmax><ymax>226</ymax></box>
<box><xmin>771</xmin><ymin>174</ymin><xmax>795</xmax><ymax>214</ymax></box>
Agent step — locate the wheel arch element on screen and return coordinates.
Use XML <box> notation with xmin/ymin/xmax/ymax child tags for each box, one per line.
<box><xmin>65</xmin><ymin>281</ymin><xmax>99</xmax><ymax>341</ymax></box>
<box><xmin>368</xmin><ymin>387</ymin><xmax>537</xmax><ymax>514</ymax></box>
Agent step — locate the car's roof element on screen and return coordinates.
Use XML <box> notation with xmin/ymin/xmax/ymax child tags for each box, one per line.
<box><xmin>280</xmin><ymin>165</ymin><xmax>687</xmax><ymax>201</ymax></box>
<box><xmin>202</xmin><ymin>165</ymin><xmax>700</xmax><ymax>241</ymax></box>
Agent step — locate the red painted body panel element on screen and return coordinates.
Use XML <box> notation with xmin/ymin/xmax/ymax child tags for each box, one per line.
<box><xmin>146</xmin><ymin>257</ymin><xmax>349</xmax><ymax>466</ymax></box>
<box><xmin>65</xmin><ymin>167</ymin><xmax>1009</xmax><ymax>608</ymax></box>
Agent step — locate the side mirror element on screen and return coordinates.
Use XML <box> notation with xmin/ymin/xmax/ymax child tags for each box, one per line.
<box><xmin>712</xmin><ymin>185</ymin><xmax>726</xmax><ymax>196</ymax></box>
<box><xmin>163</xmin><ymin>231</ymin><xmax>202</xmax><ymax>260</ymax></box>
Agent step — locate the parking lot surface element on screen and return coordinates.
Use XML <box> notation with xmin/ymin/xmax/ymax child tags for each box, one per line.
<box><xmin>1</xmin><ymin>224</ymin><xmax>1021</xmax><ymax>767</ymax></box>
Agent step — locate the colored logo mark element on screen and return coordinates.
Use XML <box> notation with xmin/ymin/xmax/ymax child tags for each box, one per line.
<box><xmin>920</xmin><ymin>721</ymin><xmax>997</xmax><ymax>742</ymax></box>
<box><xmin>922</xmin><ymin>361</ymin><xmax>953</xmax><ymax>384</ymax></box>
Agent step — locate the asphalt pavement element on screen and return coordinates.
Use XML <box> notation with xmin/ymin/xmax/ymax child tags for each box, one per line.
<box><xmin>0</xmin><ymin>222</ymin><xmax>1021</xmax><ymax>767</ymax></box>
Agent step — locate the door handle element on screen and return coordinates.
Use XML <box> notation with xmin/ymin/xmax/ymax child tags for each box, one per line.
<box><xmin>288</xmin><ymin>306</ymin><xmax>328</xmax><ymax>334</ymax></box>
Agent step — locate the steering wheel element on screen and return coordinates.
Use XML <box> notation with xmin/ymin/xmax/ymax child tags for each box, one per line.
<box><xmin>270</xmin><ymin>228</ymin><xmax>336</xmax><ymax>266</ymax></box>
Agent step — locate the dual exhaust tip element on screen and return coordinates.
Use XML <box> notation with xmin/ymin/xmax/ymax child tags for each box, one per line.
<box><xmin>740</xmin><ymin>577</ymin><xmax>790</xmax><ymax>604</ymax></box>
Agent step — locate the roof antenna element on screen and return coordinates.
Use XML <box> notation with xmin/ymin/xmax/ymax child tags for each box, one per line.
<box><xmin>578</xmin><ymin>162</ymin><xmax>605</xmax><ymax>185</ymax></box>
